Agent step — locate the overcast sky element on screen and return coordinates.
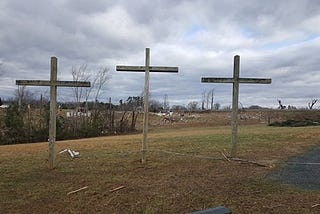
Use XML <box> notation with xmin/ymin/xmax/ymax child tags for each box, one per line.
<box><xmin>0</xmin><ymin>0</ymin><xmax>319</xmax><ymax>108</ymax></box>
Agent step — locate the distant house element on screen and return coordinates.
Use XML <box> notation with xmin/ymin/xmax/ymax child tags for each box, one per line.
<box><xmin>0</xmin><ymin>104</ymin><xmax>9</xmax><ymax>109</ymax></box>
<box><xmin>0</xmin><ymin>98</ymin><xmax>9</xmax><ymax>108</ymax></box>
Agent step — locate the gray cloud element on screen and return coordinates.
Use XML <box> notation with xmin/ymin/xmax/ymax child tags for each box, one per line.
<box><xmin>0</xmin><ymin>0</ymin><xmax>319</xmax><ymax>108</ymax></box>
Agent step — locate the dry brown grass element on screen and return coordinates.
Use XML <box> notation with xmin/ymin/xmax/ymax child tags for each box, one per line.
<box><xmin>1</xmin><ymin>122</ymin><xmax>320</xmax><ymax>213</ymax></box>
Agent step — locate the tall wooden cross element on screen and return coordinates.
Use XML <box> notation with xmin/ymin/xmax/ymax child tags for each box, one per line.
<box><xmin>116</xmin><ymin>48</ymin><xmax>178</xmax><ymax>163</ymax></box>
<box><xmin>201</xmin><ymin>55</ymin><xmax>271</xmax><ymax>157</ymax></box>
<box><xmin>16</xmin><ymin>57</ymin><xmax>90</xmax><ymax>169</ymax></box>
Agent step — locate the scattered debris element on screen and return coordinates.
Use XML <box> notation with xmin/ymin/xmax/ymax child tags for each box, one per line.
<box><xmin>59</xmin><ymin>148</ymin><xmax>80</xmax><ymax>158</ymax></box>
<box><xmin>110</xmin><ymin>186</ymin><xmax>125</xmax><ymax>193</ymax></box>
<box><xmin>67</xmin><ymin>186</ymin><xmax>88</xmax><ymax>195</ymax></box>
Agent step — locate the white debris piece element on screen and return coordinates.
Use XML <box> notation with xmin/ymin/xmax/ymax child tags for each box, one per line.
<box><xmin>59</xmin><ymin>149</ymin><xmax>68</xmax><ymax>154</ymax></box>
<box><xmin>59</xmin><ymin>148</ymin><xmax>80</xmax><ymax>158</ymax></box>
<box><xmin>68</xmin><ymin>149</ymin><xmax>75</xmax><ymax>158</ymax></box>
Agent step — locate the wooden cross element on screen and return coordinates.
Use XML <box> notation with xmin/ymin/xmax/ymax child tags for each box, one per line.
<box><xmin>201</xmin><ymin>55</ymin><xmax>271</xmax><ymax>157</ymax></box>
<box><xmin>16</xmin><ymin>57</ymin><xmax>90</xmax><ymax>169</ymax></box>
<box><xmin>116</xmin><ymin>48</ymin><xmax>178</xmax><ymax>163</ymax></box>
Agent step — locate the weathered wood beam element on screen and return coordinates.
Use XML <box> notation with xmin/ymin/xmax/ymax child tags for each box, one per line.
<box><xmin>16</xmin><ymin>80</ymin><xmax>90</xmax><ymax>87</ymax></box>
<box><xmin>201</xmin><ymin>78</ymin><xmax>234</xmax><ymax>83</ymax></box>
<box><xmin>116</xmin><ymin>65</ymin><xmax>178</xmax><ymax>73</ymax></box>
<box><xmin>201</xmin><ymin>77</ymin><xmax>271</xmax><ymax>84</ymax></box>
<box><xmin>239</xmin><ymin>78</ymin><xmax>271</xmax><ymax>84</ymax></box>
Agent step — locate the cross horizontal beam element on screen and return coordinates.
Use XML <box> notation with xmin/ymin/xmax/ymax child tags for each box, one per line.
<box><xmin>201</xmin><ymin>77</ymin><xmax>272</xmax><ymax>84</ymax></box>
<box><xmin>116</xmin><ymin>65</ymin><xmax>178</xmax><ymax>73</ymax></box>
<box><xmin>16</xmin><ymin>80</ymin><xmax>91</xmax><ymax>87</ymax></box>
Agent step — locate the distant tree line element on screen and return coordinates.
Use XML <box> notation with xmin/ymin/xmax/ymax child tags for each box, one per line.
<box><xmin>0</xmin><ymin>94</ymin><xmax>144</xmax><ymax>145</ymax></box>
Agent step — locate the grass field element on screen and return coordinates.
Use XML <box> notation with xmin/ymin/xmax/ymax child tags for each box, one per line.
<box><xmin>0</xmin><ymin>124</ymin><xmax>320</xmax><ymax>213</ymax></box>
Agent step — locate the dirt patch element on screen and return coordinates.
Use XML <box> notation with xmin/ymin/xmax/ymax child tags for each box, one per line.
<box><xmin>269</xmin><ymin>146</ymin><xmax>320</xmax><ymax>190</ymax></box>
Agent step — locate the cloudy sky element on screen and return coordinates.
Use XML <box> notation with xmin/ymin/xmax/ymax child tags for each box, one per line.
<box><xmin>0</xmin><ymin>0</ymin><xmax>319</xmax><ymax>108</ymax></box>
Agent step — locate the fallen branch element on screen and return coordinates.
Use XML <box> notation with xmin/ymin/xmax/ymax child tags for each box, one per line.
<box><xmin>230</xmin><ymin>158</ymin><xmax>269</xmax><ymax>167</ymax></box>
<box><xmin>148</xmin><ymin>149</ymin><xmax>223</xmax><ymax>160</ymax></box>
<box><xmin>221</xmin><ymin>152</ymin><xmax>231</xmax><ymax>162</ymax></box>
<box><xmin>67</xmin><ymin>186</ymin><xmax>88</xmax><ymax>195</ymax></box>
<box><xmin>312</xmin><ymin>204</ymin><xmax>320</xmax><ymax>208</ymax></box>
<box><xmin>110</xmin><ymin>185</ymin><xmax>125</xmax><ymax>192</ymax></box>
<box><xmin>148</xmin><ymin>149</ymin><xmax>269</xmax><ymax>167</ymax></box>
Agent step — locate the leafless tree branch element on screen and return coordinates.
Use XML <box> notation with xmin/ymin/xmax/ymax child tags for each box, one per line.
<box><xmin>308</xmin><ymin>99</ymin><xmax>318</xmax><ymax>110</ymax></box>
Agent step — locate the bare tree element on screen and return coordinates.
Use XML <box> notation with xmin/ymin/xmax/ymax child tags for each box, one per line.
<box><xmin>126</xmin><ymin>96</ymin><xmax>143</xmax><ymax>111</ymax></box>
<box><xmin>72</xmin><ymin>65</ymin><xmax>111</xmax><ymax>109</ymax></box>
<box><xmin>201</xmin><ymin>90</ymin><xmax>206</xmax><ymax>110</ymax></box>
<box><xmin>92</xmin><ymin>67</ymin><xmax>110</xmax><ymax>108</ymax></box>
<box><xmin>201</xmin><ymin>89</ymin><xmax>214</xmax><ymax>110</ymax></box>
<box><xmin>71</xmin><ymin>65</ymin><xmax>110</xmax><ymax>134</ymax></box>
<box><xmin>187</xmin><ymin>101</ymin><xmax>199</xmax><ymax>111</ymax></box>
<box><xmin>213</xmin><ymin>103</ymin><xmax>220</xmax><ymax>110</ymax></box>
<box><xmin>277</xmin><ymin>99</ymin><xmax>286</xmax><ymax>110</ymax></box>
<box><xmin>239</xmin><ymin>102</ymin><xmax>245</xmax><ymax>110</ymax></box>
<box><xmin>16</xmin><ymin>85</ymin><xmax>26</xmax><ymax>107</ymax></box>
<box><xmin>163</xmin><ymin>94</ymin><xmax>169</xmax><ymax>110</ymax></box>
<box><xmin>72</xmin><ymin>64</ymin><xmax>90</xmax><ymax>110</ymax></box>
<box><xmin>206</xmin><ymin>91</ymin><xmax>209</xmax><ymax>109</ymax></box>
<box><xmin>308</xmin><ymin>99</ymin><xmax>318</xmax><ymax>110</ymax></box>
<box><xmin>149</xmin><ymin>99</ymin><xmax>162</xmax><ymax>112</ymax></box>
<box><xmin>15</xmin><ymin>86</ymin><xmax>34</xmax><ymax>109</ymax></box>
<box><xmin>208</xmin><ymin>89</ymin><xmax>214</xmax><ymax>110</ymax></box>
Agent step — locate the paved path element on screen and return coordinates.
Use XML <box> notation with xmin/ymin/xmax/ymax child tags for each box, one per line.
<box><xmin>270</xmin><ymin>146</ymin><xmax>320</xmax><ymax>190</ymax></box>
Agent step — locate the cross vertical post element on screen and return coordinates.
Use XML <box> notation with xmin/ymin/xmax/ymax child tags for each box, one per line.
<box><xmin>142</xmin><ymin>48</ymin><xmax>150</xmax><ymax>163</ymax></box>
<box><xmin>49</xmin><ymin>57</ymin><xmax>57</xmax><ymax>169</ymax></box>
<box><xmin>116</xmin><ymin>48</ymin><xmax>178</xmax><ymax>163</ymax></box>
<box><xmin>231</xmin><ymin>55</ymin><xmax>240</xmax><ymax>157</ymax></box>
<box><xmin>201</xmin><ymin>55</ymin><xmax>271</xmax><ymax>157</ymax></box>
<box><xmin>16</xmin><ymin>57</ymin><xmax>90</xmax><ymax>169</ymax></box>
